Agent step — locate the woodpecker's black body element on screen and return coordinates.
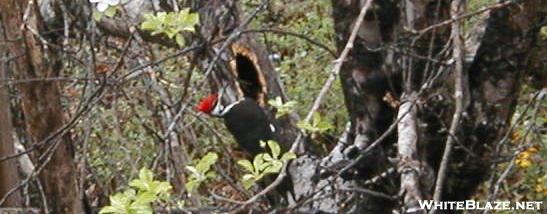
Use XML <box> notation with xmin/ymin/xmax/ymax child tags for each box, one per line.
<box><xmin>222</xmin><ymin>99</ymin><xmax>274</xmax><ymax>156</ymax></box>
<box><xmin>197</xmin><ymin>93</ymin><xmax>294</xmax><ymax>204</ymax></box>
<box><xmin>212</xmin><ymin>98</ymin><xmax>294</xmax><ymax>204</ymax></box>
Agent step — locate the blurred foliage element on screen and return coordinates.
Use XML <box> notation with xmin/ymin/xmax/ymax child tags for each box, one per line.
<box><xmin>237</xmin><ymin>141</ymin><xmax>296</xmax><ymax>189</ymax></box>
<box><xmin>297</xmin><ymin>112</ymin><xmax>333</xmax><ymax>135</ymax></box>
<box><xmin>540</xmin><ymin>26</ymin><xmax>547</xmax><ymax>40</ymax></box>
<box><xmin>91</xmin><ymin>0</ymin><xmax>119</xmax><ymax>20</ymax></box>
<box><xmin>475</xmin><ymin>87</ymin><xmax>546</xmax><ymax>202</ymax></box>
<box><xmin>465</xmin><ymin>0</ymin><xmax>495</xmax><ymax>30</ymax></box>
<box><xmin>268</xmin><ymin>96</ymin><xmax>297</xmax><ymax>119</ymax></box>
<box><xmin>140</xmin><ymin>9</ymin><xmax>200</xmax><ymax>46</ymax></box>
<box><xmin>501</xmin><ymin>88</ymin><xmax>546</xmax><ymax>201</ymax></box>
<box><xmin>185</xmin><ymin>152</ymin><xmax>218</xmax><ymax>192</ymax></box>
<box><xmin>99</xmin><ymin>168</ymin><xmax>172</xmax><ymax>214</ymax></box>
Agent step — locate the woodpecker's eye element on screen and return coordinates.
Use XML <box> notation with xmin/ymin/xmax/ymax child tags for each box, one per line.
<box><xmin>196</xmin><ymin>93</ymin><xmax>218</xmax><ymax>114</ymax></box>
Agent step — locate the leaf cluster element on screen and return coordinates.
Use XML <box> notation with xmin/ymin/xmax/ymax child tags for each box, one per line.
<box><xmin>140</xmin><ymin>9</ymin><xmax>200</xmax><ymax>47</ymax></box>
<box><xmin>297</xmin><ymin>112</ymin><xmax>333</xmax><ymax>134</ymax></box>
<box><xmin>268</xmin><ymin>96</ymin><xmax>297</xmax><ymax>119</ymax></box>
<box><xmin>99</xmin><ymin>168</ymin><xmax>172</xmax><ymax>214</ymax></box>
<box><xmin>237</xmin><ymin>141</ymin><xmax>296</xmax><ymax>189</ymax></box>
<box><xmin>185</xmin><ymin>152</ymin><xmax>219</xmax><ymax>192</ymax></box>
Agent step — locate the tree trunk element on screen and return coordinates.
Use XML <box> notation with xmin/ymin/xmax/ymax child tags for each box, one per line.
<box><xmin>0</xmin><ymin>0</ymin><xmax>85</xmax><ymax>213</ymax></box>
<box><xmin>0</xmin><ymin>22</ymin><xmax>22</xmax><ymax>206</ymax></box>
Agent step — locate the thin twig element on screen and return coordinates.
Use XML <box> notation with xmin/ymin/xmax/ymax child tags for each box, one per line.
<box><xmin>484</xmin><ymin>91</ymin><xmax>543</xmax><ymax>195</ymax></box>
<box><xmin>241</xmin><ymin>28</ymin><xmax>336</xmax><ymax>57</ymax></box>
<box><xmin>339</xmin><ymin>187</ymin><xmax>397</xmax><ymax>201</ymax></box>
<box><xmin>484</xmin><ymin>90</ymin><xmax>544</xmax><ymax>213</ymax></box>
<box><xmin>337</xmin><ymin>99</ymin><xmax>414</xmax><ymax>176</ymax></box>
<box><xmin>415</xmin><ymin>1</ymin><xmax>515</xmax><ymax>36</ymax></box>
<box><xmin>431</xmin><ymin>0</ymin><xmax>466</xmax><ymax>211</ymax></box>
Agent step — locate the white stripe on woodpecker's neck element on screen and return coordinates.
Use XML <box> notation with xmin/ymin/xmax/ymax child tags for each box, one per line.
<box><xmin>210</xmin><ymin>98</ymin><xmax>244</xmax><ymax>117</ymax></box>
<box><xmin>220</xmin><ymin>99</ymin><xmax>242</xmax><ymax>116</ymax></box>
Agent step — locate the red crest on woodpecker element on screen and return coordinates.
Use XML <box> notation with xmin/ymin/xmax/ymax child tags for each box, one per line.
<box><xmin>196</xmin><ymin>94</ymin><xmax>218</xmax><ymax>114</ymax></box>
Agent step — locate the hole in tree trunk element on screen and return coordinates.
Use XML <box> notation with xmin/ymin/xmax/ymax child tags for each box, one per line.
<box><xmin>235</xmin><ymin>54</ymin><xmax>262</xmax><ymax>101</ymax></box>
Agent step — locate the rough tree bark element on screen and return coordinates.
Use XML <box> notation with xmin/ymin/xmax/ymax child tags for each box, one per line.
<box><xmin>0</xmin><ymin>23</ymin><xmax>22</xmax><ymax>207</ymax></box>
<box><xmin>0</xmin><ymin>0</ymin><xmax>85</xmax><ymax>213</ymax></box>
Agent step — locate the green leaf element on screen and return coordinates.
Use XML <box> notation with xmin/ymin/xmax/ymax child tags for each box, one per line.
<box><xmin>104</xmin><ymin>6</ymin><xmax>117</xmax><ymax>17</ymax></box>
<box><xmin>110</xmin><ymin>193</ymin><xmax>129</xmax><ymax>207</ymax></box>
<box><xmin>123</xmin><ymin>189</ymin><xmax>137</xmax><ymax>199</ymax></box>
<box><xmin>297</xmin><ymin>112</ymin><xmax>332</xmax><ymax>134</ymax></box>
<box><xmin>139</xmin><ymin>9</ymin><xmax>199</xmax><ymax>46</ymax></box>
<box><xmin>175</xmin><ymin>34</ymin><xmax>184</xmax><ymax>47</ymax></box>
<box><xmin>267</xmin><ymin>140</ymin><xmax>281</xmax><ymax>159</ymax></box>
<box><xmin>100</xmin><ymin>167</ymin><xmax>172</xmax><ymax>214</ymax></box>
<box><xmin>129</xmin><ymin>179</ymin><xmax>148</xmax><ymax>191</ymax></box>
<box><xmin>241</xmin><ymin>174</ymin><xmax>256</xmax><ymax>189</ymax></box>
<box><xmin>237</xmin><ymin>159</ymin><xmax>254</xmax><ymax>173</ymax></box>
<box><xmin>99</xmin><ymin>206</ymin><xmax>120</xmax><ymax>214</ymax></box>
<box><xmin>184</xmin><ymin>13</ymin><xmax>199</xmax><ymax>31</ymax></box>
<box><xmin>205</xmin><ymin>171</ymin><xmax>217</xmax><ymax>179</ymax></box>
<box><xmin>139</xmin><ymin>168</ymin><xmax>154</xmax><ymax>182</ymax></box>
<box><xmin>268</xmin><ymin>97</ymin><xmax>297</xmax><ymax>118</ymax></box>
<box><xmin>131</xmin><ymin>202</ymin><xmax>153</xmax><ymax>214</ymax></box>
<box><xmin>263</xmin><ymin>161</ymin><xmax>283</xmax><ymax>174</ymax></box>
<box><xmin>268</xmin><ymin>97</ymin><xmax>283</xmax><ymax>107</ymax></box>
<box><xmin>195</xmin><ymin>152</ymin><xmax>218</xmax><ymax>172</ymax></box>
<box><xmin>140</xmin><ymin>21</ymin><xmax>156</xmax><ymax>31</ymax></box>
<box><xmin>185</xmin><ymin>179</ymin><xmax>199</xmax><ymax>192</ymax></box>
<box><xmin>242</xmin><ymin>174</ymin><xmax>255</xmax><ymax>181</ymax></box>
<box><xmin>134</xmin><ymin>191</ymin><xmax>156</xmax><ymax>204</ymax></box>
<box><xmin>156</xmin><ymin>12</ymin><xmax>167</xmax><ymax>21</ymax></box>
<box><xmin>312</xmin><ymin>112</ymin><xmax>321</xmax><ymax>126</ymax></box>
<box><xmin>183</xmin><ymin>152</ymin><xmax>215</xmax><ymax>194</ymax></box>
<box><xmin>262</xmin><ymin>153</ymin><xmax>274</xmax><ymax>162</ymax></box>
<box><xmin>185</xmin><ymin>166</ymin><xmax>201</xmax><ymax>178</ymax></box>
<box><xmin>165</xmin><ymin>28</ymin><xmax>177</xmax><ymax>39</ymax></box>
<box><xmin>253</xmin><ymin>154</ymin><xmax>265</xmax><ymax>173</ymax></box>
<box><xmin>176</xmin><ymin>200</ymin><xmax>186</xmax><ymax>209</ymax></box>
<box><xmin>155</xmin><ymin>181</ymin><xmax>172</xmax><ymax>195</ymax></box>
<box><xmin>107</xmin><ymin>193</ymin><xmax>131</xmax><ymax>213</ymax></box>
<box><xmin>540</xmin><ymin>26</ymin><xmax>547</xmax><ymax>40</ymax></box>
<box><xmin>281</xmin><ymin>152</ymin><xmax>297</xmax><ymax>161</ymax></box>
<box><xmin>93</xmin><ymin>10</ymin><xmax>104</xmax><ymax>22</ymax></box>
<box><xmin>297</xmin><ymin>120</ymin><xmax>314</xmax><ymax>132</ymax></box>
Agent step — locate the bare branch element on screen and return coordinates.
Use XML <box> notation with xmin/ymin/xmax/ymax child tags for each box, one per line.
<box><xmin>431</xmin><ymin>0</ymin><xmax>467</xmax><ymax>210</ymax></box>
<box><xmin>396</xmin><ymin>93</ymin><xmax>423</xmax><ymax>211</ymax></box>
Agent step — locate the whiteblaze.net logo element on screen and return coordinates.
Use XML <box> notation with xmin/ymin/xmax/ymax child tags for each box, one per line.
<box><xmin>417</xmin><ymin>200</ymin><xmax>543</xmax><ymax>211</ymax></box>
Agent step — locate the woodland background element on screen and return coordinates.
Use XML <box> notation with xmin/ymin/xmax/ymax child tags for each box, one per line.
<box><xmin>0</xmin><ymin>0</ymin><xmax>545</xmax><ymax>213</ymax></box>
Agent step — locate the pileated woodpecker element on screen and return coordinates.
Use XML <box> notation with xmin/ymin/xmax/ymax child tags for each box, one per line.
<box><xmin>196</xmin><ymin>91</ymin><xmax>294</xmax><ymax>204</ymax></box>
<box><xmin>196</xmin><ymin>92</ymin><xmax>277</xmax><ymax>156</ymax></box>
